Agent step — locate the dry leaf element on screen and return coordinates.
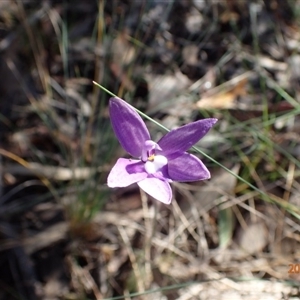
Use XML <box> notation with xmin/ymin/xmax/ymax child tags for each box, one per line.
<box><xmin>146</xmin><ymin>70</ymin><xmax>191</xmax><ymax>109</ymax></box>
<box><xmin>197</xmin><ymin>73</ymin><xmax>250</xmax><ymax>109</ymax></box>
<box><xmin>236</xmin><ymin>220</ymin><xmax>268</xmax><ymax>257</ymax></box>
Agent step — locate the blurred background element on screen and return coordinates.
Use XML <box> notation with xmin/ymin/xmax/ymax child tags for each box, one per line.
<box><xmin>1</xmin><ymin>0</ymin><xmax>300</xmax><ymax>299</ymax></box>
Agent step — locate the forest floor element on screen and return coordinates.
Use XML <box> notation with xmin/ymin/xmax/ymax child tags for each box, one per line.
<box><xmin>1</xmin><ymin>1</ymin><xmax>300</xmax><ymax>299</ymax></box>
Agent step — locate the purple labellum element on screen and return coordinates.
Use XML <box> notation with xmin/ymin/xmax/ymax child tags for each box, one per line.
<box><xmin>107</xmin><ymin>97</ymin><xmax>217</xmax><ymax>204</ymax></box>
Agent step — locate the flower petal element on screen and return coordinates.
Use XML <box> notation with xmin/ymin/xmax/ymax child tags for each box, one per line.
<box><xmin>137</xmin><ymin>177</ymin><xmax>172</xmax><ymax>204</ymax></box>
<box><xmin>107</xmin><ymin>158</ymin><xmax>148</xmax><ymax>188</ymax></box>
<box><xmin>145</xmin><ymin>155</ymin><xmax>168</xmax><ymax>174</ymax></box>
<box><xmin>168</xmin><ymin>153</ymin><xmax>210</xmax><ymax>182</ymax></box>
<box><xmin>158</xmin><ymin>118</ymin><xmax>217</xmax><ymax>157</ymax></box>
<box><xmin>109</xmin><ymin>97</ymin><xmax>150</xmax><ymax>157</ymax></box>
<box><xmin>141</xmin><ymin>140</ymin><xmax>162</xmax><ymax>162</ymax></box>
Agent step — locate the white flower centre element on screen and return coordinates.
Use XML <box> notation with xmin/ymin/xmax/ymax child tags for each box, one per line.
<box><xmin>145</xmin><ymin>155</ymin><xmax>168</xmax><ymax>174</ymax></box>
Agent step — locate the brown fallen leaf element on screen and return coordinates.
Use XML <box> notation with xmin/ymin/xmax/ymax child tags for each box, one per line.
<box><xmin>235</xmin><ymin>219</ymin><xmax>268</xmax><ymax>257</ymax></box>
<box><xmin>196</xmin><ymin>72</ymin><xmax>250</xmax><ymax>109</ymax></box>
<box><xmin>109</xmin><ymin>29</ymin><xmax>137</xmax><ymax>93</ymax></box>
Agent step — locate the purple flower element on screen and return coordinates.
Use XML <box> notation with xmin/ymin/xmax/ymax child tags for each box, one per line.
<box><xmin>107</xmin><ymin>97</ymin><xmax>217</xmax><ymax>204</ymax></box>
